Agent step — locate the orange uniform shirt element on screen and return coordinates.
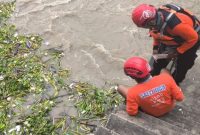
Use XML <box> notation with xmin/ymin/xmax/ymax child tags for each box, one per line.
<box><xmin>150</xmin><ymin>12</ymin><xmax>199</xmax><ymax>54</ymax></box>
<box><xmin>126</xmin><ymin>72</ymin><xmax>184</xmax><ymax>117</ymax></box>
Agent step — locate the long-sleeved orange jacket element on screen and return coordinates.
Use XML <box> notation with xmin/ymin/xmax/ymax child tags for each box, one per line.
<box><xmin>150</xmin><ymin>8</ymin><xmax>199</xmax><ymax>54</ymax></box>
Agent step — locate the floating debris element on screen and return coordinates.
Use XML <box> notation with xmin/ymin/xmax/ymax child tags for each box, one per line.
<box><xmin>26</xmin><ymin>40</ymin><xmax>31</xmax><ymax>48</ymax></box>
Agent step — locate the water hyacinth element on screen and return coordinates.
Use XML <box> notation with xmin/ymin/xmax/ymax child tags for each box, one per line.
<box><xmin>0</xmin><ymin>75</ymin><xmax>4</xmax><ymax>80</ymax></box>
<box><xmin>0</xmin><ymin>2</ymin><xmax>68</xmax><ymax>134</ymax></box>
<box><xmin>0</xmin><ymin>1</ymin><xmax>123</xmax><ymax>135</ymax></box>
<box><xmin>73</xmin><ymin>82</ymin><xmax>122</xmax><ymax>117</ymax></box>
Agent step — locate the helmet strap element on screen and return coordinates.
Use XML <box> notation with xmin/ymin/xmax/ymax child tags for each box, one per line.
<box><xmin>155</xmin><ymin>12</ymin><xmax>164</xmax><ymax>30</ymax></box>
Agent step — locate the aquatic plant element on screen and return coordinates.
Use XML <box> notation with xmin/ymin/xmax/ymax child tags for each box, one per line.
<box><xmin>0</xmin><ymin>2</ymin><xmax>122</xmax><ymax>134</ymax></box>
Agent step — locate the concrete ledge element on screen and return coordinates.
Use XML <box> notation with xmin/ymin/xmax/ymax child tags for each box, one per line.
<box><xmin>106</xmin><ymin>111</ymin><xmax>191</xmax><ymax>135</ymax></box>
<box><xmin>159</xmin><ymin>105</ymin><xmax>200</xmax><ymax>135</ymax></box>
<box><xmin>95</xmin><ymin>126</ymin><xmax>119</xmax><ymax>135</ymax></box>
<box><xmin>106</xmin><ymin>113</ymin><xmax>157</xmax><ymax>135</ymax></box>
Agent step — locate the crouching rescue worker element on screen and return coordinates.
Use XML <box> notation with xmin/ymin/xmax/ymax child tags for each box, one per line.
<box><xmin>117</xmin><ymin>56</ymin><xmax>184</xmax><ymax>117</ymax></box>
<box><xmin>131</xmin><ymin>4</ymin><xmax>200</xmax><ymax>85</ymax></box>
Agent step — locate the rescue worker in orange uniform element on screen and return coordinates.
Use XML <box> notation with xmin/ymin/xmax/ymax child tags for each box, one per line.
<box><xmin>131</xmin><ymin>4</ymin><xmax>200</xmax><ymax>85</ymax></box>
<box><xmin>117</xmin><ymin>56</ymin><xmax>184</xmax><ymax>117</ymax></box>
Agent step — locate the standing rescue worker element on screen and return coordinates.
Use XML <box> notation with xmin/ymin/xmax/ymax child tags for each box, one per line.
<box><xmin>117</xmin><ymin>56</ymin><xmax>184</xmax><ymax>117</ymax></box>
<box><xmin>131</xmin><ymin>4</ymin><xmax>200</xmax><ymax>85</ymax></box>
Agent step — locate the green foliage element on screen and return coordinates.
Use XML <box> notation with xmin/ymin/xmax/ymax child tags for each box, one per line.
<box><xmin>74</xmin><ymin>82</ymin><xmax>122</xmax><ymax>117</ymax></box>
<box><xmin>0</xmin><ymin>2</ymin><xmax>123</xmax><ymax>135</ymax></box>
<box><xmin>0</xmin><ymin>1</ymin><xmax>15</xmax><ymax>22</ymax></box>
<box><xmin>17</xmin><ymin>100</ymin><xmax>59</xmax><ymax>135</ymax></box>
<box><xmin>0</xmin><ymin>2</ymin><xmax>69</xmax><ymax>134</ymax></box>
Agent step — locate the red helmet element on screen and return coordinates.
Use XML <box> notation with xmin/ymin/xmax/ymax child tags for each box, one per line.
<box><xmin>124</xmin><ymin>56</ymin><xmax>151</xmax><ymax>78</ymax></box>
<box><xmin>132</xmin><ymin>4</ymin><xmax>157</xmax><ymax>27</ymax></box>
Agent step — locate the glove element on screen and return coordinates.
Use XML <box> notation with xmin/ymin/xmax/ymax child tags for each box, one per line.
<box><xmin>167</xmin><ymin>49</ymin><xmax>180</xmax><ymax>59</ymax></box>
<box><xmin>153</xmin><ymin>49</ymin><xmax>158</xmax><ymax>55</ymax></box>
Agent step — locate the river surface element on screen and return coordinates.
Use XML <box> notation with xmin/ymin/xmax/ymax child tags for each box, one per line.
<box><xmin>5</xmin><ymin>0</ymin><xmax>198</xmax><ymax>87</ymax></box>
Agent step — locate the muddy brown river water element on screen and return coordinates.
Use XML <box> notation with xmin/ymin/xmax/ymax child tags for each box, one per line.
<box><xmin>6</xmin><ymin>0</ymin><xmax>199</xmax><ymax>88</ymax></box>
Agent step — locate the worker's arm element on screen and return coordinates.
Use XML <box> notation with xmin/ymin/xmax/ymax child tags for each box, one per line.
<box><xmin>173</xmin><ymin>23</ymin><xmax>198</xmax><ymax>54</ymax></box>
<box><xmin>160</xmin><ymin>70</ymin><xmax>184</xmax><ymax>101</ymax></box>
<box><xmin>117</xmin><ymin>85</ymin><xmax>129</xmax><ymax>99</ymax></box>
<box><xmin>167</xmin><ymin>74</ymin><xmax>184</xmax><ymax>101</ymax></box>
<box><xmin>126</xmin><ymin>95</ymin><xmax>139</xmax><ymax>115</ymax></box>
<box><xmin>149</xmin><ymin>30</ymin><xmax>160</xmax><ymax>54</ymax></box>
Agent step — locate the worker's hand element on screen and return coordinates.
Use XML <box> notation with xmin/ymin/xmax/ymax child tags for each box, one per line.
<box><xmin>152</xmin><ymin>53</ymin><xmax>168</xmax><ymax>61</ymax></box>
<box><xmin>167</xmin><ymin>50</ymin><xmax>180</xmax><ymax>59</ymax></box>
<box><xmin>153</xmin><ymin>49</ymin><xmax>158</xmax><ymax>55</ymax></box>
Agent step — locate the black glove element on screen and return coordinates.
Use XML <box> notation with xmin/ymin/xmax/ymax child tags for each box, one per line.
<box><xmin>167</xmin><ymin>49</ymin><xmax>180</xmax><ymax>59</ymax></box>
<box><xmin>153</xmin><ymin>49</ymin><xmax>158</xmax><ymax>55</ymax></box>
